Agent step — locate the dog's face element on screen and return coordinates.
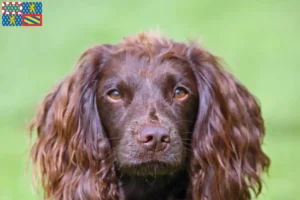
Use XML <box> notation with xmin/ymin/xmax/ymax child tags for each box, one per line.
<box><xmin>97</xmin><ymin>54</ymin><xmax>198</xmax><ymax>176</ymax></box>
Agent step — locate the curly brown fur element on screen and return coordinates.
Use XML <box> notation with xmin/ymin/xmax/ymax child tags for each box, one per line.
<box><xmin>29</xmin><ymin>32</ymin><xmax>270</xmax><ymax>200</ymax></box>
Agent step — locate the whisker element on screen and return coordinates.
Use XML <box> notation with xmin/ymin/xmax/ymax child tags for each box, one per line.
<box><xmin>108</xmin><ymin>137</ymin><xmax>122</xmax><ymax>141</ymax></box>
<box><xmin>181</xmin><ymin>138</ymin><xmax>193</xmax><ymax>142</ymax></box>
<box><xmin>179</xmin><ymin>131</ymin><xmax>194</xmax><ymax>135</ymax></box>
<box><xmin>172</xmin><ymin>120</ymin><xmax>194</xmax><ymax>124</ymax></box>
<box><xmin>103</xmin><ymin>151</ymin><xmax>117</xmax><ymax>162</ymax></box>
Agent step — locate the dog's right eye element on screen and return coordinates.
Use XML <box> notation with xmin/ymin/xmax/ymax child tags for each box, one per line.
<box><xmin>173</xmin><ymin>87</ymin><xmax>188</xmax><ymax>100</ymax></box>
<box><xmin>107</xmin><ymin>89</ymin><xmax>121</xmax><ymax>101</ymax></box>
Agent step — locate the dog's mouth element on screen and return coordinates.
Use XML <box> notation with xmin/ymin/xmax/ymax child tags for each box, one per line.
<box><xmin>115</xmin><ymin>139</ymin><xmax>185</xmax><ymax>176</ymax></box>
<box><xmin>117</xmin><ymin>160</ymin><xmax>182</xmax><ymax>176</ymax></box>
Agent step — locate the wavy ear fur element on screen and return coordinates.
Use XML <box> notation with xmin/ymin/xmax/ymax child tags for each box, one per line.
<box><xmin>29</xmin><ymin>45</ymin><xmax>118</xmax><ymax>200</ymax></box>
<box><xmin>188</xmin><ymin>46</ymin><xmax>270</xmax><ymax>200</ymax></box>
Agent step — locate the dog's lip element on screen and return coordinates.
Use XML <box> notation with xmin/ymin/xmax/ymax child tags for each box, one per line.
<box><xmin>132</xmin><ymin>151</ymin><xmax>171</xmax><ymax>162</ymax></box>
<box><xmin>136</xmin><ymin>159</ymin><xmax>168</xmax><ymax>165</ymax></box>
<box><xmin>130</xmin><ymin>157</ymin><xmax>179</xmax><ymax>167</ymax></box>
<box><xmin>117</xmin><ymin>158</ymin><xmax>182</xmax><ymax>176</ymax></box>
<box><xmin>120</xmin><ymin>159</ymin><xmax>173</xmax><ymax>170</ymax></box>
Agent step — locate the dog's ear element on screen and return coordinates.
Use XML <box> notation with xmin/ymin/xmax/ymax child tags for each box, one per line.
<box><xmin>29</xmin><ymin>45</ymin><xmax>118</xmax><ymax>200</ymax></box>
<box><xmin>188</xmin><ymin>46</ymin><xmax>270</xmax><ymax>200</ymax></box>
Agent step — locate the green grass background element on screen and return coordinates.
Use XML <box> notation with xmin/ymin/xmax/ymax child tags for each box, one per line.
<box><xmin>0</xmin><ymin>0</ymin><xmax>299</xmax><ymax>199</ymax></box>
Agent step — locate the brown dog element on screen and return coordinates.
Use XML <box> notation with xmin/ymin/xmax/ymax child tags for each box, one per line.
<box><xmin>29</xmin><ymin>32</ymin><xmax>270</xmax><ymax>200</ymax></box>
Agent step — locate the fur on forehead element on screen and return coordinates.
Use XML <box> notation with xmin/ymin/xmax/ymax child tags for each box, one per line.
<box><xmin>110</xmin><ymin>31</ymin><xmax>194</xmax><ymax>64</ymax></box>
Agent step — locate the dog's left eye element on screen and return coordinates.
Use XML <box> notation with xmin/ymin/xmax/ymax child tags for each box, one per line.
<box><xmin>174</xmin><ymin>87</ymin><xmax>188</xmax><ymax>100</ymax></box>
<box><xmin>107</xmin><ymin>89</ymin><xmax>121</xmax><ymax>101</ymax></box>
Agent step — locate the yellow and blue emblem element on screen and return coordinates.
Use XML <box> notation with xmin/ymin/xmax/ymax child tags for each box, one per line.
<box><xmin>2</xmin><ymin>2</ymin><xmax>42</xmax><ymax>27</ymax></box>
<box><xmin>22</xmin><ymin>14</ymin><xmax>41</xmax><ymax>26</ymax></box>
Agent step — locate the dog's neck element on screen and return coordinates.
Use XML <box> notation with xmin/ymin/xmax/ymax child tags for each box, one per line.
<box><xmin>117</xmin><ymin>169</ymin><xmax>189</xmax><ymax>200</ymax></box>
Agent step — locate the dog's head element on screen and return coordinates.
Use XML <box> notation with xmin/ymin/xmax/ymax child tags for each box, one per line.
<box><xmin>29</xmin><ymin>32</ymin><xmax>270</xmax><ymax>200</ymax></box>
<box><xmin>97</xmin><ymin>36</ymin><xmax>199</xmax><ymax>176</ymax></box>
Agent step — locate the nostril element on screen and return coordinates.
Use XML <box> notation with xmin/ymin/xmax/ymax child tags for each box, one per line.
<box><xmin>145</xmin><ymin>135</ymin><xmax>153</xmax><ymax>143</ymax></box>
<box><xmin>138</xmin><ymin>133</ymin><xmax>154</xmax><ymax>143</ymax></box>
<box><xmin>161</xmin><ymin>135</ymin><xmax>170</xmax><ymax>143</ymax></box>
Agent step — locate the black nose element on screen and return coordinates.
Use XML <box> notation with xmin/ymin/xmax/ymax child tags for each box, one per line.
<box><xmin>137</xmin><ymin>125</ymin><xmax>170</xmax><ymax>152</ymax></box>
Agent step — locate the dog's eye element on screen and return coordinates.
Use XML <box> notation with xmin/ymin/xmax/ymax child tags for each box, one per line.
<box><xmin>108</xmin><ymin>89</ymin><xmax>121</xmax><ymax>101</ymax></box>
<box><xmin>174</xmin><ymin>87</ymin><xmax>188</xmax><ymax>100</ymax></box>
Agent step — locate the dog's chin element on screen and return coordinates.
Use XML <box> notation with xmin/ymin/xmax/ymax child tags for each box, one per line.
<box><xmin>117</xmin><ymin>160</ymin><xmax>182</xmax><ymax>176</ymax></box>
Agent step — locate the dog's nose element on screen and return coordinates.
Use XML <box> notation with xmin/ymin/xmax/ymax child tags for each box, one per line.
<box><xmin>137</xmin><ymin>125</ymin><xmax>170</xmax><ymax>152</ymax></box>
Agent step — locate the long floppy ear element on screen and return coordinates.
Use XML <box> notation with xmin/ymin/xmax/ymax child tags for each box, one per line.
<box><xmin>29</xmin><ymin>45</ymin><xmax>118</xmax><ymax>200</ymax></box>
<box><xmin>188</xmin><ymin>46</ymin><xmax>270</xmax><ymax>200</ymax></box>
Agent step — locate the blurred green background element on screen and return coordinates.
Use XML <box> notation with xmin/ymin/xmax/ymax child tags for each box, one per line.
<box><xmin>0</xmin><ymin>0</ymin><xmax>299</xmax><ymax>199</ymax></box>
